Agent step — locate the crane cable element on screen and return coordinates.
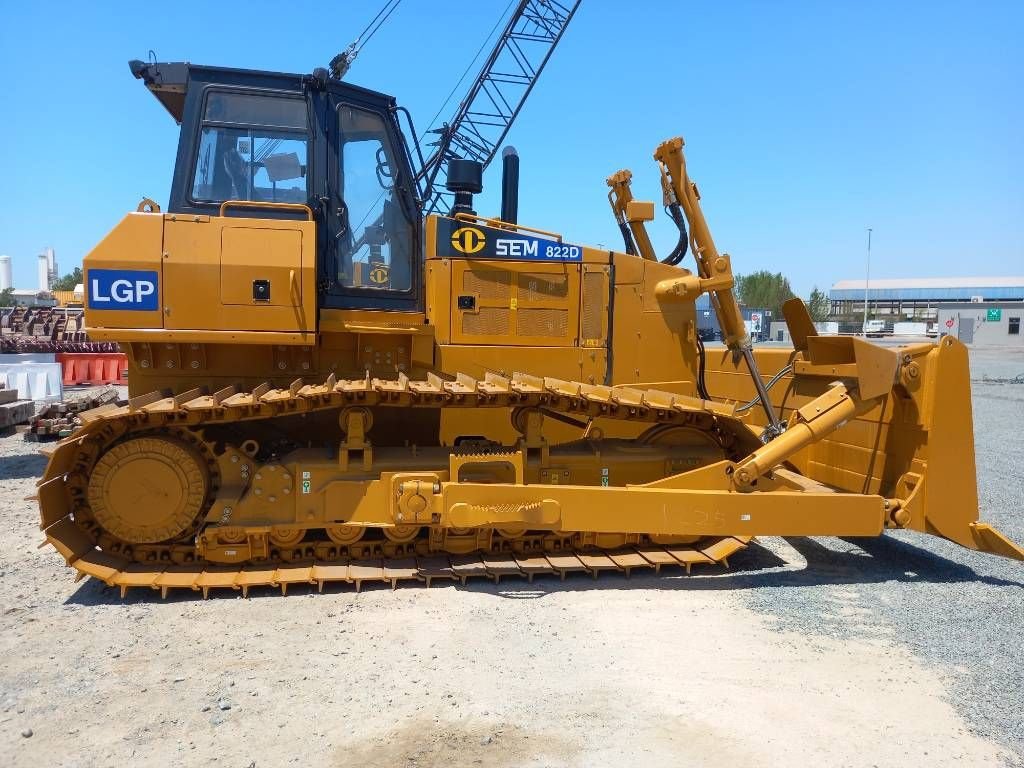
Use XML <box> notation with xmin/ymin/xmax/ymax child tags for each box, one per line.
<box><xmin>357</xmin><ymin>0</ymin><xmax>403</xmax><ymax>49</ymax></box>
<box><xmin>417</xmin><ymin>0</ymin><xmax>519</xmax><ymax>180</ymax></box>
<box><xmin>330</xmin><ymin>0</ymin><xmax>404</xmax><ymax>79</ymax></box>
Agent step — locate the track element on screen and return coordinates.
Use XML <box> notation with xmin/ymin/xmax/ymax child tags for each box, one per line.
<box><xmin>36</xmin><ymin>372</ymin><xmax>757</xmax><ymax>598</ymax></box>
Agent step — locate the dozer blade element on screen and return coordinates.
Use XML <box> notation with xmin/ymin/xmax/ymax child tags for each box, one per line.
<box><xmin>784</xmin><ymin>334</ymin><xmax>1019</xmax><ymax>561</ymax></box>
<box><xmin>900</xmin><ymin>336</ymin><xmax>1024</xmax><ymax>560</ymax></box>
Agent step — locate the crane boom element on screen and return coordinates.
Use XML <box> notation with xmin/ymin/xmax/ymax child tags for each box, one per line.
<box><xmin>420</xmin><ymin>0</ymin><xmax>580</xmax><ymax>214</ymax></box>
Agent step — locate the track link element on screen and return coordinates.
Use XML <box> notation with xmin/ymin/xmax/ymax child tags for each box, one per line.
<box><xmin>37</xmin><ymin>371</ymin><xmax>756</xmax><ymax>598</ymax></box>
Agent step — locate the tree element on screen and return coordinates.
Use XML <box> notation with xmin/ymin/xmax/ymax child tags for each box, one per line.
<box><xmin>734</xmin><ymin>270</ymin><xmax>795</xmax><ymax>314</ymax></box>
<box><xmin>0</xmin><ymin>287</ymin><xmax>13</xmax><ymax>307</ymax></box>
<box><xmin>807</xmin><ymin>286</ymin><xmax>831</xmax><ymax>322</ymax></box>
<box><xmin>52</xmin><ymin>267</ymin><xmax>83</xmax><ymax>292</ymax></box>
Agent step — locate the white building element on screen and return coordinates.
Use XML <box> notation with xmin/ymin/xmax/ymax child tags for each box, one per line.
<box><xmin>830</xmin><ymin>277</ymin><xmax>1024</xmax><ymax>347</ymax></box>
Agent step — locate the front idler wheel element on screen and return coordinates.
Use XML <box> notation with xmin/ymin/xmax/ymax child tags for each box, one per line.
<box><xmin>86</xmin><ymin>435</ymin><xmax>210</xmax><ymax>544</ymax></box>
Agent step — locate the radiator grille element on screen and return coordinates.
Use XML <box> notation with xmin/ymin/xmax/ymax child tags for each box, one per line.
<box><xmin>463</xmin><ymin>269</ymin><xmax>511</xmax><ymax>300</ymax></box>
<box><xmin>581</xmin><ymin>271</ymin><xmax>606</xmax><ymax>342</ymax></box>
<box><xmin>518</xmin><ymin>272</ymin><xmax>568</xmax><ymax>302</ymax></box>
<box><xmin>462</xmin><ymin>307</ymin><xmax>510</xmax><ymax>336</ymax></box>
<box><xmin>517</xmin><ymin>308</ymin><xmax>568</xmax><ymax>338</ymax></box>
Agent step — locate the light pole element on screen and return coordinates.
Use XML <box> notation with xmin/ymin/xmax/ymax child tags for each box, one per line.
<box><xmin>863</xmin><ymin>228</ymin><xmax>872</xmax><ymax>334</ymax></box>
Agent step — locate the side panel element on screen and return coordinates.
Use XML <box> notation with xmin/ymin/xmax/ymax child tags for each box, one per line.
<box><xmin>163</xmin><ymin>214</ymin><xmax>316</xmax><ymax>333</ymax></box>
<box><xmin>610</xmin><ymin>253</ymin><xmax>700</xmax><ymax>390</ymax></box>
<box><xmin>83</xmin><ymin>213</ymin><xmax>165</xmax><ymax>330</ymax></box>
<box><xmin>221</xmin><ymin>228</ymin><xmax>302</xmax><ymax>307</ymax></box>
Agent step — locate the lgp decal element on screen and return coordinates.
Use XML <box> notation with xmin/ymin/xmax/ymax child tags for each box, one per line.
<box><xmin>451</xmin><ymin>226</ymin><xmax>486</xmax><ymax>254</ymax></box>
<box><xmin>87</xmin><ymin>269</ymin><xmax>159</xmax><ymax>311</ymax></box>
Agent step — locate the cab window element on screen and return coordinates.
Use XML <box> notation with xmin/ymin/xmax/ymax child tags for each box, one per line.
<box><xmin>191</xmin><ymin>91</ymin><xmax>309</xmax><ymax>204</ymax></box>
<box><xmin>337</xmin><ymin>105</ymin><xmax>413</xmax><ymax>292</ymax></box>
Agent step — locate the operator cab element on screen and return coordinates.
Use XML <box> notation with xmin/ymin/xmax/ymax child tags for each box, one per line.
<box><xmin>131</xmin><ymin>60</ymin><xmax>421</xmax><ymax>311</ymax></box>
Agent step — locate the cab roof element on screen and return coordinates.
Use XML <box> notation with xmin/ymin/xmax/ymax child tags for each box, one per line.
<box><xmin>128</xmin><ymin>59</ymin><xmax>396</xmax><ymax>124</ymax></box>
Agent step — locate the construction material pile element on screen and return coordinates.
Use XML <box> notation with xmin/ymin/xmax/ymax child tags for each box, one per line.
<box><xmin>24</xmin><ymin>386</ymin><xmax>121</xmax><ymax>440</ymax></box>
<box><xmin>0</xmin><ymin>385</ymin><xmax>34</xmax><ymax>429</ymax></box>
<box><xmin>0</xmin><ymin>306</ymin><xmax>118</xmax><ymax>354</ymax></box>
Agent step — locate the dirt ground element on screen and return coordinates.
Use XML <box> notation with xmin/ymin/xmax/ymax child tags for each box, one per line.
<box><xmin>1</xmin><ymin>349</ymin><xmax>1022</xmax><ymax>768</ymax></box>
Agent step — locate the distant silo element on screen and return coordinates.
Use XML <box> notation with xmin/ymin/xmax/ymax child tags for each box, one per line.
<box><xmin>44</xmin><ymin>247</ymin><xmax>58</xmax><ymax>287</ymax></box>
<box><xmin>0</xmin><ymin>255</ymin><xmax>12</xmax><ymax>291</ymax></box>
<box><xmin>38</xmin><ymin>253</ymin><xmax>50</xmax><ymax>291</ymax></box>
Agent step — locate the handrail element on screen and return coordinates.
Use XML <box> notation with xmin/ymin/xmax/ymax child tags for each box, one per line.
<box><xmin>452</xmin><ymin>212</ymin><xmax>561</xmax><ymax>241</ymax></box>
<box><xmin>219</xmin><ymin>200</ymin><xmax>314</xmax><ymax>221</ymax></box>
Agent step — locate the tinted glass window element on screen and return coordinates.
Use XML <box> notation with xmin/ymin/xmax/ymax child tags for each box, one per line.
<box><xmin>336</xmin><ymin>105</ymin><xmax>413</xmax><ymax>292</ymax></box>
<box><xmin>205</xmin><ymin>92</ymin><xmax>306</xmax><ymax>129</ymax></box>
<box><xmin>191</xmin><ymin>92</ymin><xmax>309</xmax><ymax>204</ymax></box>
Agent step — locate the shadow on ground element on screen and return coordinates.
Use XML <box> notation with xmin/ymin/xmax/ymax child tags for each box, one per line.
<box><xmin>63</xmin><ymin>532</ymin><xmax>1024</xmax><ymax>607</ymax></box>
<box><xmin>0</xmin><ymin>451</ymin><xmax>47</xmax><ymax>481</ymax></box>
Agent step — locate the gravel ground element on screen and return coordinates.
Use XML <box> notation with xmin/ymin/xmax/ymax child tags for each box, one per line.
<box><xmin>738</xmin><ymin>345</ymin><xmax>1024</xmax><ymax>758</ymax></box>
<box><xmin>0</xmin><ymin>353</ymin><xmax>1022</xmax><ymax>767</ymax></box>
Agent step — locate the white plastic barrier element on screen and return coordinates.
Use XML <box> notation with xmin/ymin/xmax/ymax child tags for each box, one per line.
<box><xmin>0</xmin><ymin>362</ymin><xmax>63</xmax><ymax>401</ymax></box>
<box><xmin>0</xmin><ymin>353</ymin><xmax>57</xmax><ymax>364</ymax></box>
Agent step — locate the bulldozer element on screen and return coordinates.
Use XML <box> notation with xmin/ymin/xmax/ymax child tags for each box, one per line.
<box><xmin>36</xmin><ymin>57</ymin><xmax>1023</xmax><ymax>598</ymax></box>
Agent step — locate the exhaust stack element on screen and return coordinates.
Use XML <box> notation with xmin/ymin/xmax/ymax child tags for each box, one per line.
<box><xmin>500</xmin><ymin>146</ymin><xmax>520</xmax><ymax>224</ymax></box>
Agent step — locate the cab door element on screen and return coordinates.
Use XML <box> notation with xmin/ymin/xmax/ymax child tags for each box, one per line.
<box><xmin>317</xmin><ymin>85</ymin><xmax>421</xmax><ymax>311</ymax></box>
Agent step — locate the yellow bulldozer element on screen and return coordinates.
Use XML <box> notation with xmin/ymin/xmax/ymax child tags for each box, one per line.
<box><xmin>36</xmin><ymin>53</ymin><xmax>1022</xmax><ymax>598</ymax></box>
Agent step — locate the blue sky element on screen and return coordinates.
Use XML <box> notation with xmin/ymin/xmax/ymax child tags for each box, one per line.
<box><xmin>0</xmin><ymin>1</ymin><xmax>1020</xmax><ymax>296</ymax></box>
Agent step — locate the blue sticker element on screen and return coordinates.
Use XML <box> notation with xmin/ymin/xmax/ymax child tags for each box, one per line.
<box><xmin>493</xmin><ymin>232</ymin><xmax>582</xmax><ymax>261</ymax></box>
<box><xmin>87</xmin><ymin>269</ymin><xmax>159</xmax><ymax>311</ymax></box>
<box><xmin>442</xmin><ymin>220</ymin><xmax>585</xmax><ymax>261</ymax></box>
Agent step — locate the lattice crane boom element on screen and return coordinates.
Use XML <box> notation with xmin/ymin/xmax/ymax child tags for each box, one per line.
<box><xmin>420</xmin><ymin>0</ymin><xmax>580</xmax><ymax>214</ymax></box>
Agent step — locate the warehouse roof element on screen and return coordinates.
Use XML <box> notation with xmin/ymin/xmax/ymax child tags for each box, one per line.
<box><xmin>831</xmin><ymin>277</ymin><xmax>1024</xmax><ymax>302</ymax></box>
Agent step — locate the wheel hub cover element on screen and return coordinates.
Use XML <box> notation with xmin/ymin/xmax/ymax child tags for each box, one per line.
<box><xmin>87</xmin><ymin>436</ymin><xmax>208</xmax><ymax>544</ymax></box>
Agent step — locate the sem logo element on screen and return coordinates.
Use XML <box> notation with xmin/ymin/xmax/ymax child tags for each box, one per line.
<box><xmin>451</xmin><ymin>226</ymin><xmax>486</xmax><ymax>254</ymax></box>
<box><xmin>368</xmin><ymin>264</ymin><xmax>390</xmax><ymax>285</ymax></box>
<box><xmin>496</xmin><ymin>238</ymin><xmax>538</xmax><ymax>257</ymax></box>
<box><xmin>87</xmin><ymin>269</ymin><xmax>159</xmax><ymax>311</ymax></box>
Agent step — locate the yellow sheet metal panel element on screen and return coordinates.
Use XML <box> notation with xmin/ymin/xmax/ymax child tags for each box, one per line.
<box><xmin>83</xmin><ymin>212</ymin><xmax>164</xmax><ymax>330</ymax></box>
<box><xmin>611</xmin><ymin>280</ymin><xmax>642</xmax><ymax>382</ymax></box>
<box><xmin>318</xmin><ymin>309</ymin><xmax>427</xmax><ymax>333</ymax></box>
<box><xmin>162</xmin><ymin>215</ymin><xmax>220</xmax><ymax>329</ymax></box>
<box><xmin>88</xmin><ymin>328</ymin><xmax>317</xmax><ymax>346</ymax></box>
<box><xmin>220</xmin><ymin>227</ymin><xmax>302</xmax><ymax>306</ymax></box>
<box><xmin>425</xmin><ymin>258</ymin><xmax>453</xmax><ymax>343</ymax></box>
<box><xmin>163</xmin><ymin>214</ymin><xmax>316</xmax><ymax>334</ymax></box>
<box><xmin>612</xmin><ymin>250</ymin><xmax>645</xmax><ymax>284</ymax></box>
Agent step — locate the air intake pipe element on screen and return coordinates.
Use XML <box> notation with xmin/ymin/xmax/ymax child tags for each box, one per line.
<box><xmin>500</xmin><ymin>146</ymin><xmax>520</xmax><ymax>224</ymax></box>
<box><xmin>446</xmin><ymin>159</ymin><xmax>483</xmax><ymax>217</ymax></box>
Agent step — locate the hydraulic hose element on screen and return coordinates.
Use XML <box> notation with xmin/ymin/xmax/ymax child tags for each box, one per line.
<box><xmin>695</xmin><ymin>333</ymin><xmax>711</xmax><ymax>401</ymax></box>
<box><xmin>662</xmin><ymin>202</ymin><xmax>689</xmax><ymax>265</ymax></box>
